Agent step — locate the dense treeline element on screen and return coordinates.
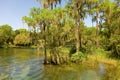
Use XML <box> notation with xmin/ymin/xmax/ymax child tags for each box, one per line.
<box><xmin>0</xmin><ymin>25</ymin><xmax>33</xmax><ymax>47</ymax></box>
<box><xmin>0</xmin><ymin>0</ymin><xmax>120</xmax><ymax>64</ymax></box>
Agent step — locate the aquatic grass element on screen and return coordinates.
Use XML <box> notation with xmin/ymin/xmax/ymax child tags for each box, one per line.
<box><xmin>84</xmin><ymin>47</ymin><xmax>119</xmax><ymax>67</ymax></box>
<box><xmin>86</xmin><ymin>54</ymin><xmax>118</xmax><ymax>67</ymax></box>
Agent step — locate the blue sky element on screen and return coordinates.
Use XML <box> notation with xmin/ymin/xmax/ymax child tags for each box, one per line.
<box><xmin>0</xmin><ymin>0</ymin><xmax>40</xmax><ymax>30</ymax></box>
<box><xmin>0</xmin><ymin>0</ymin><xmax>93</xmax><ymax>30</ymax></box>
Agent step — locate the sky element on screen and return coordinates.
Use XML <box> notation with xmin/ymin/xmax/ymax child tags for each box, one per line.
<box><xmin>0</xmin><ymin>0</ymin><xmax>93</xmax><ymax>30</ymax></box>
<box><xmin>0</xmin><ymin>0</ymin><xmax>40</xmax><ymax>30</ymax></box>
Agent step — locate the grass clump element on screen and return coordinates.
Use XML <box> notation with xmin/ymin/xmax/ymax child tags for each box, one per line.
<box><xmin>71</xmin><ymin>51</ymin><xmax>86</xmax><ymax>63</ymax></box>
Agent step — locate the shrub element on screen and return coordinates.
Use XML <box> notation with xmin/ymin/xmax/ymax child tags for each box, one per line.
<box><xmin>71</xmin><ymin>51</ymin><xmax>86</xmax><ymax>63</ymax></box>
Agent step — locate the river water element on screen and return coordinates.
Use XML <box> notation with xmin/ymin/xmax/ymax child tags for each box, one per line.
<box><xmin>0</xmin><ymin>48</ymin><xmax>119</xmax><ymax>80</ymax></box>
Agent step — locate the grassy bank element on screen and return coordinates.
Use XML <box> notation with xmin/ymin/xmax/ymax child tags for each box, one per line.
<box><xmin>86</xmin><ymin>54</ymin><xmax>119</xmax><ymax>67</ymax></box>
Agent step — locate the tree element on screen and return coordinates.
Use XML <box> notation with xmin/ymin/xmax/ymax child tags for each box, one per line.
<box><xmin>14</xmin><ymin>29</ymin><xmax>32</xmax><ymax>46</ymax></box>
<box><xmin>88</xmin><ymin>0</ymin><xmax>104</xmax><ymax>47</ymax></box>
<box><xmin>14</xmin><ymin>34</ymin><xmax>31</xmax><ymax>46</ymax></box>
<box><xmin>37</xmin><ymin>0</ymin><xmax>62</xmax><ymax>9</ymax></box>
<box><xmin>23</xmin><ymin>8</ymin><xmax>53</xmax><ymax>64</ymax></box>
<box><xmin>22</xmin><ymin>8</ymin><xmax>40</xmax><ymax>45</ymax></box>
<box><xmin>67</xmin><ymin>0</ymin><xmax>97</xmax><ymax>53</ymax></box>
<box><xmin>107</xmin><ymin>1</ymin><xmax>120</xmax><ymax>57</ymax></box>
<box><xmin>0</xmin><ymin>24</ymin><xmax>14</xmax><ymax>47</ymax></box>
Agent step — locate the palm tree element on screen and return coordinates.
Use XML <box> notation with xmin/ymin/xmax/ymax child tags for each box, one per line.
<box><xmin>69</xmin><ymin>0</ymin><xmax>93</xmax><ymax>53</ymax></box>
<box><xmin>100</xmin><ymin>0</ymin><xmax>115</xmax><ymax>42</ymax></box>
<box><xmin>37</xmin><ymin>0</ymin><xmax>62</xmax><ymax>9</ymax></box>
<box><xmin>90</xmin><ymin>0</ymin><xmax>101</xmax><ymax>47</ymax></box>
<box><xmin>66</xmin><ymin>0</ymin><xmax>99</xmax><ymax>52</ymax></box>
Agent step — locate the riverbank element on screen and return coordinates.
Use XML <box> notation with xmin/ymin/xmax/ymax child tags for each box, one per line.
<box><xmin>0</xmin><ymin>45</ymin><xmax>38</xmax><ymax>49</ymax></box>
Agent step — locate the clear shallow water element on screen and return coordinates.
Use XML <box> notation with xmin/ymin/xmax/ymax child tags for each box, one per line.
<box><xmin>0</xmin><ymin>48</ymin><xmax>119</xmax><ymax>80</ymax></box>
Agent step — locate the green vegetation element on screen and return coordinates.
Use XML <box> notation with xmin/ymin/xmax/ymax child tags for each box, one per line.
<box><xmin>14</xmin><ymin>29</ymin><xmax>32</xmax><ymax>46</ymax></box>
<box><xmin>0</xmin><ymin>0</ymin><xmax>120</xmax><ymax>65</ymax></box>
<box><xmin>0</xmin><ymin>24</ymin><xmax>14</xmax><ymax>48</ymax></box>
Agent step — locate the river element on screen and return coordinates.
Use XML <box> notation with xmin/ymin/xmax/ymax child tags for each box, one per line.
<box><xmin>0</xmin><ymin>48</ymin><xmax>119</xmax><ymax>80</ymax></box>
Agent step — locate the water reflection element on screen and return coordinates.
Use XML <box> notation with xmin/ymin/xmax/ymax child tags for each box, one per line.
<box><xmin>98</xmin><ymin>63</ymin><xmax>105</xmax><ymax>77</ymax></box>
<box><xmin>0</xmin><ymin>48</ymin><xmax>43</xmax><ymax>80</ymax></box>
<box><xmin>80</xmin><ymin>70</ymin><xmax>100</xmax><ymax>80</ymax></box>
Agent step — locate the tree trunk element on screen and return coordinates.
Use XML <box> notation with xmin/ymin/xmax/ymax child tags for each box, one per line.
<box><xmin>80</xmin><ymin>33</ymin><xmax>82</xmax><ymax>48</ymax></box>
<box><xmin>43</xmin><ymin>24</ymin><xmax>48</xmax><ymax>64</ymax></box>
<box><xmin>44</xmin><ymin>36</ymin><xmax>47</xmax><ymax>64</ymax></box>
<box><xmin>96</xmin><ymin>11</ymin><xmax>99</xmax><ymax>47</ymax></box>
<box><xmin>75</xmin><ymin>18</ymin><xmax>80</xmax><ymax>53</ymax></box>
<box><xmin>75</xmin><ymin>3</ymin><xmax>80</xmax><ymax>53</ymax></box>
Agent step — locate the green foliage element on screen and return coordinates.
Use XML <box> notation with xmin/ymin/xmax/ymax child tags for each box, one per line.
<box><xmin>0</xmin><ymin>24</ymin><xmax>14</xmax><ymax>47</ymax></box>
<box><xmin>99</xmin><ymin>2</ymin><xmax>120</xmax><ymax>58</ymax></box>
<box><xmin>14</xmin><ymin>33</ymin><xmax>31</xmax><ymax>46</ymax></box>
<box><xmin>19</xmin><ymin>28</ymin><xmax>28</xmax><ymax>34</ymax></box>
<box><xmin>71</xmin><ymin>52</ymin><xmax>86</xmax><ymax>63</ymax></box>
<box><xmin>92</xmin><ymin>47</ymin><xmax>107</xmax><ymax>57</ymax></box>
<box><xmin>109</xmin><ymin>35</ymin><xmax>120</xmax><ymax>58</ymax></box>
<box><xmin>60</xmin><ymin>47</ymin><xmax>70</xmax><ymax>54</ymax></box>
